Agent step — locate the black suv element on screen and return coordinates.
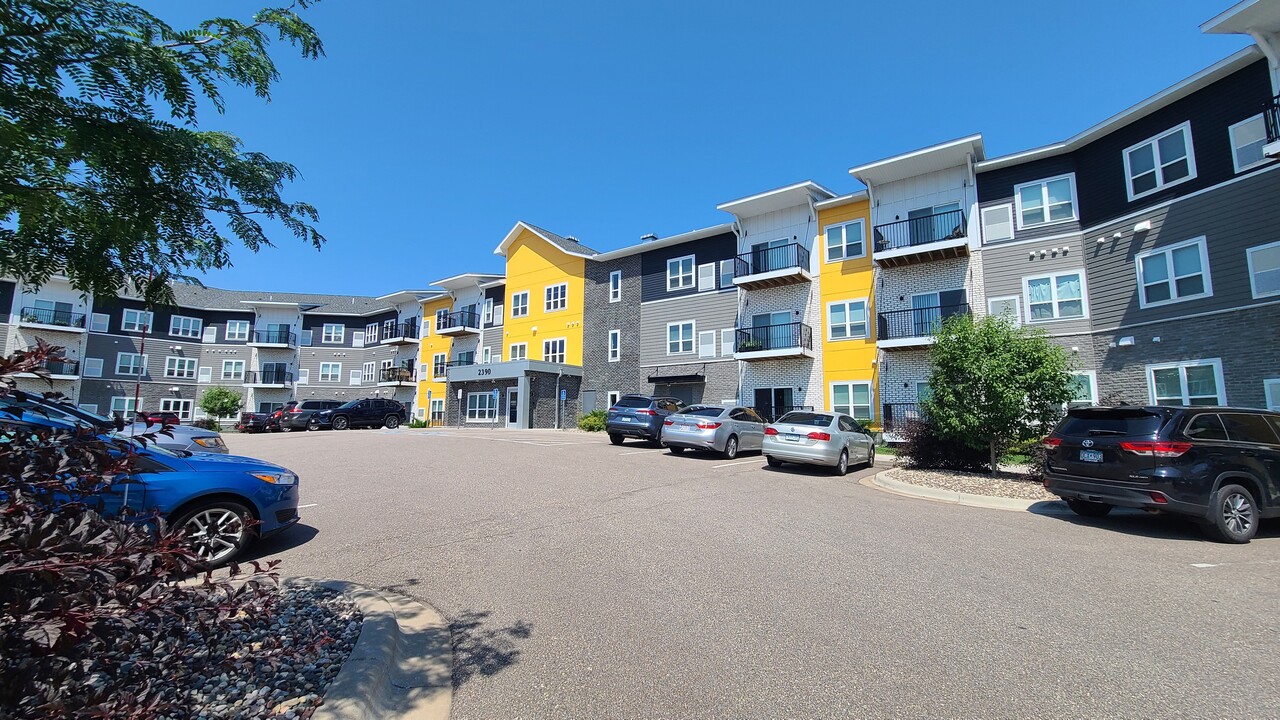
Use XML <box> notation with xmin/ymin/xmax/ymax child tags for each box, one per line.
<box><xmin>1044</xmin><ymin>406</ymin><xmax>1280</xmax><ymax>543</ymax></box>
<box><xmin>271</xmin><ymin>400</ymin><xmax>343</xmax><ymax>432</ymax></box>
<box><xmin>605</xmin><ymin>395</ymin><xmax>684</xmax><ymax>445</ymax></box>
<box><xmin>310</xmin><ymin>398</ymin><xmax>407</xmax><ymax>431</ymax></box>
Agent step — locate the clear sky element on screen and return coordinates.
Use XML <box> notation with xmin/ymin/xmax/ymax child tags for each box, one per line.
<box><xmin>147</xmin><ymin>0</ymin><xmax>1251</xmax><ymax>296</ymax></box>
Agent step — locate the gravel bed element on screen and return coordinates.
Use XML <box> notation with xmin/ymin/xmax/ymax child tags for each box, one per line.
<box><xmin>87</xmin><ymin>586</ymin><xmax>361</xmax><ymax>719</ymax></box>
<box><xmin>888</xmin><ymin>467</ymin><xmax>1058</xmax><ymax>501</ymax></box>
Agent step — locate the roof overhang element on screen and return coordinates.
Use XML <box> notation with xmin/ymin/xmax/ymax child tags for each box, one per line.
<box><xmin>814</xmin><ymin>190</ymin><xmax>870</xmax><ymax>211</ymax></box>
<box><xmin>647</xmin><ymin>372</ymin><xmax>706</xmax><ymax>385</ymax></box>
<box><xmin>978</xmin><ymin>47</ymin><xmax>1262</xmax><ymax>172</ymax></box>
<box><xmin>493</xmin><ymin>220</ymin><xmax>595</xmax><ymax>258</ymax></box>
<box><xmin>1202</xmin><ymin>0</ymin><xmax>1280</xmax><ymax>35</ymax></box>
<box><xmin>849</xmin><ymin>134</ymin><xmax>984</xmax><ymax>187</ymax></box>
<box><xmin>375</xmin><ymin>289</ymin><xmax>438</xmax><ymax>304</ymax></box>
<box><xmin>238</xmin><ymin>300</ymin><xmax>307</xmax><ymax>308</ymax></box>
<box><xmin>431</xmin><ymin>273</ymin><xmax>505</xmax><ymax>292</ymax></box>
<box><xmin>591</xmin><ymin>223</ymin><xmax>736</xmax><ymax>262</ymax></box>
<box><xmin>716</xmin><ymin>181</ymin><xmax>837</xmax><ymax>217</ymax></box>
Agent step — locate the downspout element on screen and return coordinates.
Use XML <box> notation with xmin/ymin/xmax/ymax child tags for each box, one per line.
<box><xmin>730</xmin><ymin>217</ymin><xmax>746</xmax><ymax>404</ymax></box>
<box><xmin>554</xmin><ymin>368</ymin><xmax>563</xmax><ymax>430</ymax></box>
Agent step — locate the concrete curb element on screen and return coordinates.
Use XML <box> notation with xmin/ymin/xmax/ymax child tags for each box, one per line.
<box><xmin>865</xmin><ymin>469</ymin><xmax>1073</xmax><ymax>515</ymax></box>
<box><xmin>285</xmin><ymin>578</ymin><xmax>453</xmax><ymax>720</ymax></box>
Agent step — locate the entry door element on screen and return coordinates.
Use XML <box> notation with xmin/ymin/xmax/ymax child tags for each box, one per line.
<box><xmin>506</xmin><ymin>389</ymin><xmax>520</xmax><ymax>428</ymax></box>
<box><xmin>753</xmin><ymin>387</ymin><xmax>794</xmax><ymax>422</ymax></box>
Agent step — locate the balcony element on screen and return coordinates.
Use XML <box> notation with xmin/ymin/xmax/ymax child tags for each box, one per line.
<box><xmin>378</xmin><ymin>364</ymin><xmax>417</xmax><ymax>387</ymax></box>
<box><xmin>1265</xmin><ymin>94</ymin><xmax>1280</xmax><ymax>159</ymax></box>
<box><xmin>753</xmin><ymin>405</ymin><xmax>815</xmax><ymax>424</ymax></box>
<box><xmin>733</xmin><ymin>243</ymin><xmax>812</xmax><ymax>290</ymax></box>
<box><xmin>436</xmin><ymin>310</ymin><xmax>481</xmax><ymax>337</ymax></box>
<box><xmin>14</xmin><ymin>358</ymin><xmax>81</xmax><ymax>380</ymax></box>
<box><xmin>382</xmin><ymin>320</ymin><xmax>420</xmax><ymax>345</ymax></box>
<box><xmin>17</xmin><ymin>306</ymin><xmax>86</xmax><ymax>332</ymax></box>
<box><xmin>881</xmin><ymin>403</ymin><xmax>923</xmax><ymax>441</ymax></box>
<box><xmin>734</xmin><ymin>322</ymin><xmax>815</xmax><ymax>361</ymax></box>
<box><xmin>249</xmin><ymin>328</ymin><xmax>297</xmax><ymax>348</ymax></box>
<box><xmin>243</xmin><ymin>370</ymin><xmax>293</xmax><ymax>388</ymax></box>
<box><xmin>872</xmin><ymin>209</ymin><xmax>968</xmax><ymax>268</ymax></box>
<box><xmin>877</xmin><ymin>304</ymin><xmax>970</xmax><ymax>349</ymax></box>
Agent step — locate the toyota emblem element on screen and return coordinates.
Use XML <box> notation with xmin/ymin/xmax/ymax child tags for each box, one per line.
<box><xmin>1081</xmin><ymin>439</ymin><xmax>1094</xmax><ymax>447</ymax></box>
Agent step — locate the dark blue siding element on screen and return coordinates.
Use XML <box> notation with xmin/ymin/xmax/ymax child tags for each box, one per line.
<box><xmin>639</xmin><ymin>232</ymin><xmax>737</xmax><ymax>302</ymax></box>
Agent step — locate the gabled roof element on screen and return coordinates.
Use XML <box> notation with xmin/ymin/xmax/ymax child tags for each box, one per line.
<box><xmin>167</xmin><ymin>283</ymin><xmax>397</xmax><ymax>316</ymax></box>
<box><xmin>849</xmin><ymin>134</ymin><xmax>984</xmax><ymax>187</ymax></box>
<box><xmin>493</xmin><ymin>220</ymin><xmax>598</xmax><ymax>258</ymax></box>
<box><xmin>591</xmin><ymin>223</ymin><xmax>736</xmax><ymax>262</ymax></box>
<box><xmin>716</xmin><ymin>181</ymin><xmax>837</xmax><ymax>217</ymax></box>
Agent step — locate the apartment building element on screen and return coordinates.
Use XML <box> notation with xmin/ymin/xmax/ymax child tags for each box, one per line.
<box><xmin>3</xmin><ymin>276</ymin><xmax>93</xmax><ymax>402</ymax></box>
<box><xmin>850</xmin><ymin>136</ymin><xmax>987</xmax><ymax>439</ymax></box>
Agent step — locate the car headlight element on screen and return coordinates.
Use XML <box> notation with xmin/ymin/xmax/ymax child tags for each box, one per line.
<box><xmin>249</xmin><ymin>471</ymin><xmax>298</xmax><ymax>485</ymax></box>
<box><xmin>193</xmin><ymin>437</ymin><xmax>225</xmax><ymax>449</ymax></box>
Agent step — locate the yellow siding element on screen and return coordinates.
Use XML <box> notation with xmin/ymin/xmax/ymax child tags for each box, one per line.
<box><xmin>501</xmin><ymin>229</ymin><xmax>586</xmax><ymax>365</ymax></box>
<box><xmin>416</xmin><ymin>295</ymin><xmax>454</xmax><ymax>413</ymax></box>
<box><xmin>817</xmin><ymin>198</ymin><xmax>879</xmax><ymax>426</ymax></box>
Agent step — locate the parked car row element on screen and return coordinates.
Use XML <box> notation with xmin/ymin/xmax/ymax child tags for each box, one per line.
<box><xmin>604</xmin><ymin>394</ymin><xmax>875</xmax><ymax>476</ymax></box>
<box><xmin>238</xmin><ymin>398</ymin><xmax>407</xmax><ymax>433</ymax></box>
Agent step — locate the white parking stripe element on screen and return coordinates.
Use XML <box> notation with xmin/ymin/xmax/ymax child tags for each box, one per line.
<box><xmin>297</xmin><ymin>503</ymin><xmax>319</xmax><ymax>508</ymax></box>
<box><xmin>712</xmin><ymin>459</ymin><xmax>762</xmax><ymax>469</ymax></box>
<box><xmin>619</xmin><ymin>449</ymin><xmax>664</xmax><ymax>456</ymax></box>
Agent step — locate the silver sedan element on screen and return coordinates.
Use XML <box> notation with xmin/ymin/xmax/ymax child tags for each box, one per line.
<box><xmin>763</xmin><ymin>411</ymin><xmax>875</xmax><ymax>476</ymax></box>
<box><xmin>661</xmin><ymin>405</ymin><xmax>767</xmax><ymax>459</ymax></box>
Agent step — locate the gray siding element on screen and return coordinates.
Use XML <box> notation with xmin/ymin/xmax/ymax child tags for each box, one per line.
<box><xmin>638</xmin><ymin>289</ymin><xmax>738</xmax><ymax>368</ymax></box>
<box><xmin>979</xmin><ymin>236</ymin><xmax>1092</xmax><ymax>337</ymax></box>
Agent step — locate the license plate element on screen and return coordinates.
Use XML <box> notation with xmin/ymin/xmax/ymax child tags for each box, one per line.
<box><xmin>618</xmin><ymin>416</ymin><xmax>631</xmax><ymax>422</ymax></box>
<box><xmin>1079</xmin><ymin>449</ymin><xmax>1104</xmax><ymax>463</ymax></box>
<box><xmin>784</xmin><ymin>433</ymin><xmax>802</xmax><ymax>442</ymax></box>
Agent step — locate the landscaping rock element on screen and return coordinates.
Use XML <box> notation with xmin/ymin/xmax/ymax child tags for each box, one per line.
<box><xmin>890</xmin><ymin>467</ymin><xmax>1057</xmax><ymax>501</ymax></box>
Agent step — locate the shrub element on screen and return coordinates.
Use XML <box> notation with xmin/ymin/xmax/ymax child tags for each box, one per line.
<box><xmin>898</xmin><ymin>418</ymin><xmax>991</xmax><ymax>473</ymax></box>
<box><xmin>578</xmin><ymin>409</ymin><xmax>607</xmax><ymax>432</ymax></box>
<box><xmin>408</xmin><ymin>418</ymin><xmax>427</xmax><ymax>429</ymax></box>
<box><xmin>191</xmin><ymin>417</ymin><xmax>220</xmax><ymax>431</ymax></box>
<box><xmin>198</xmin><ymin>386</ymin><xmax>243</xmax><ymax>420</ymax></box>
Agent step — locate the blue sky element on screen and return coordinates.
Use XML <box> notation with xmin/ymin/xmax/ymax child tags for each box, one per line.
<box><xmin>150</xmin><ymin>0</ymin><xmax>1251</xmax><ymax>296</ymax></box>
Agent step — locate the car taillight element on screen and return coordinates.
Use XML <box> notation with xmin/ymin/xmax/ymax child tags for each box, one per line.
<box><xmin>663</xmin><ymin>419</ymin><xmax>674</xmax><ymax>426</ymax></box>
<box><xmin>290</xmin><ymin>407</ymin><xmax>302</xmax><ymax>413</ymax></box>
<box><xmin>696</xmin><ymin>421</ymin><xmax>721</xmax><ymax>430</ymax></box>
<box><xmin>1149</xmin><ymin>492</ymin><xmax>1168</xmax><ymax>504</ymax></box>
<box><xmin>807</xmin><ymin>432</ymin><xmax>831</xmax><ymax>441</ymax></box>
<box><xmin>1119</xmin><ymin>441</ymin><xmax>1193</xmax><ymax>457</ymax></box>
<box><xmin>764</xmin><ymin>427</ymin><xmax>779</xmax><ymax>436</ymax></box>
<box><xmin>1042</xmin><ymin>437</ymin><xmax>1063</xmax><ymax>448</ymax></box>
<box><xmin>634</xmin><ymin>409</ymin><xmax>656</xmax><ymax>416</ymax></box>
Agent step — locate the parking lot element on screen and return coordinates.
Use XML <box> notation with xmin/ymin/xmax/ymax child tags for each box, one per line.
<box><xmin>226</xmin><ymin>428</ymin><xmax>1279</xmax><ymax>719</ymax></box>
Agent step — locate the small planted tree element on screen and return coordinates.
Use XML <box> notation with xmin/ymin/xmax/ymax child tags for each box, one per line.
<box><xmin>199</xmin><ymin>386</ymin><xmax>243</xmax><ymax>421</ymax></box>
<box><xmin>923</xmin><ymin>313</ymin><xmax>1076</xmax><ymax>473</ymax></box>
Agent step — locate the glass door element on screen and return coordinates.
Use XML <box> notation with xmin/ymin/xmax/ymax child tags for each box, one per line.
<box><xmin>506</xmin><ymin>389</ymin><xmax>520</xmax><ymax>428</ymax></box>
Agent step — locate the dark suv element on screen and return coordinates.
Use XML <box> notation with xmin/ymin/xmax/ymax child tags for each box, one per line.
<box><xmin>605</xmin><ymin>395</ymin><xmax>684</xmax><ymax>445</ymax></box>
<box><xmin>1043</xmin><ymin>406</ymin><xmax>1280</xmax><ymax>543</ymax></box>
<box><xmin>310</xmin><ymin>398</ymin><xmax>407</xmax><ymax>431</ymax></box>
<box><xmin>270</xmin><ymin>400</ymin><xmax>342</xmax><ymax>432</ymax></box>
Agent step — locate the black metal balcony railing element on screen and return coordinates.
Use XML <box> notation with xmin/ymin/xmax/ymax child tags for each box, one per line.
<box><xmin>385</xmin><ymin>319</ymin><xmax>419</xmax><ymax>340</ymax></box>
<box><xmin>734</xmin><ymin>243</ymin><xmax>810</xmax><ymax>278</ymax></box>
<box><xmin>877</xmin><ymin>304</ymin><xmax>970</xmax><ymax>341</ymax></box>
<box><xmin>446</xmin><ymin>359</ymin><xmax>476</xmax><ymax>368</ymax></box>
<box><xmin>754</xmin><ymin>405</ymin><xmax>816</xmax><ymax>424</ymax></box>
<box><xmin>735</xmin><ymin>322</ymin><xmax>813</xmax><ymax>353</ymax></box>
<box><xmin>20</xmin><ymin>306</ymin><xmax>86</xmax><ymax>328</ymax></box>
<box><xmin>440</xmin><ymin>310</ymin><xmax>481</xmax><ymax>330</ymax></box>
<box><xmin>244</xmin><ymin>370</ymin><xmax>293</xmax><ymax>384</ymax></box>
<box><xmin>431</xmin><ymin>363</ymin><xmax>447</xmax><ymax>378</ymax></box>
<box><xmin>1265</xmin><ymin>94</ymin><xmax>1280</xmax><ymax>145</ymax></box>
<box><xmin>252</xmin><ymin>328</ymin><xmax>297</xmax><ymax>346</ymax></box>
<box><xmin>379</xmin><ymin>365</ymin><xmax>415</xmax><ymax>383</ymax></box>
<box><xmin>37</xmin><ymin>359</ymin><xmax>80</xmax><ymax>376</ymax></box>
<box><xmin>873</xmin><ymin>209</ymin><xmax>967</xmax><ymax>253</ymax></box>
<box><xmin>882</xmin><ymin>403</ymin><xmax>923</xmax><ymax>434</ymax></box>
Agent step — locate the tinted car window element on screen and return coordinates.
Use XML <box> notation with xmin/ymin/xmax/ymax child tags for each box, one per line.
<box><xmin>615</xmin><ymin>396</ymin><xmax>653</xmax><ymax>409</ymax></box>
<box><xmin>1185</xmin><ymin>414</ymin><xmax>1229</xmax><ymax>441</ymax></box>
<box><xmin>1056</xmin><ymin>408</ymin><xmax>1166</xmax><ymax>437</ymax></box>
<box><xmin>1220</xmin><ymin>413</ymin><xmax>1280</xmax><ymax>444</ymax></box>
<box><xmin>778</xmin><ymin>412</ymin><xmax>833</xmax><ymax>427</ymax></box>
<box><xmin>684</xmin><ymin>406</ymin><xmax>725</xmax><ymax>418</ymax></box>
<box><xmin>744</xmin><ymin>409</ymin><xmax>765</xmax><ymax>424</ymax></box>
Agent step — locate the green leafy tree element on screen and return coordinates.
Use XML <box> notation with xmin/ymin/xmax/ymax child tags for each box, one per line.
<box><xmin>923</xmin><ymin>313</ymin><xmax>1076</xmax><ymax>472</ymax></box>
<box><xmin>0</xmin><ymin>0</ymin><xmax>325</xmax><ymax>305</ymax></box>
<box><xmin>198</xmin><ymin>385</ymin><xmax>242</xmax><ymax>420</ymax></box>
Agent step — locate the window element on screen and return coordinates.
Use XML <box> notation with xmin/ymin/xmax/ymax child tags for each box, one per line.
<box><xmin>429</xmin><ymin>399</ymin><xmax>445</xmax><ymax>423</ymax></box>
<box><xmin>608</xmin><ymin>330</ymin><xmax>620</xmax><ymax>362</ymax></box>
<box><xmin>362</xmin><ymin>361</ymin><xmax>375</xmax><ymax>383</ymax></box>
<box><xmin>1015</xmin><ymin>175</ymin><xmax>1076</xmax><ymax>228</ymax></box>
<box><xmin>225</xmin><ymin>320</ymin><xmax>250</xmax><ymax>341</ymax></box>
<box><xmin>164</xmin><ymin>356</ymin><xmax>196</xmax><ymax>379</ymax></box>
<box><xmin>79</xmin><ymin>404</ymin><xmax>99</xmax><ymax>415</ymax></box>
<box><xmin>1265</xmin><ymin>379</ymin><xmax>1280</xmax><ymax>412</ymax></box>
<box><xmin>365</xmin><ymin>322</ymin><xmax>380</xmax><ymax>343</ymax></box>
<box><xmin>83</xmin><ymin>358</ymin><xmax>104</xmax><ymax>377</ymax></box>
<box><xmin>825</xmin><ymin>219</ymin><xmax>866</xmax><ymax>262</ymax></box>
<box><xmin>827</xmin><ymin>300</ymin><xmax>869</xmax><ymax>340</ymax></box>
<box><xmin>483</xmin><ymin>299</ymin><xmax>494</xmax><ymax>325</ymax></box>
<box><xmin>169</xmin><ymin>315</ymin><xmax>202</xmax><ymax>339</ymax></box>
<box><xmin>159</xmin><ymin>398</ymin><xmax>193</xmax><ymax>421</ymax></box>
<box><xmin>831</xmin><ymin>382</ymin><xmax>873</xmax><ymax>421</ymax></box>
<box><xmin>1024</xmin><ymin>271</ymin><xmax>1086</xmax><ymax>322</ymax></box>
<box><xmin>1229</xmin><ymin>114</ymin><xmax>1268</xmax><ymax>173</ymax></box>
<box><xmin>321</xmin><ymin>323</ymin><xmax>344</xmax><ymax>344</ymax></box>
<box><xmin>720</xmin><ymin>328</ymin><xmax>734</xmax><ymax>357</ymax></box>
<box><xmin>543</xmin><ymin>338</ymin><xmax>566</xmax><ymax>364</ymax></box>
<box><xmin>987</xmin><ymin>296</ymin><xmax>1021</xmax><ymax>326</ymax></box>
<box><xmin>511</xmin><ymin>291</ymin><xmax>529</xmax><ymax>318</ymax></box>
<box><xmin>319</xmin><ymin>362</ymin><xmax>341</xmax><ymax>382</ymax></box>
<box><xmin>1124</xmin><ymin>122</ymin><xmax>1196</xmax><ymax>200</ymax></box>
<box><xmin>110</xmin><ymin>397</ymin><xmax>139</xmax><ymax>418</ymax></box>
<box><xmin>121</xmin><ymin>309</ymin><xmax>153</xmax><ymax>332</ymax></box>
<box><xmin>606</xmin><ymin>391</ymin><xmax>621</xmax><ymax>408</ymax></box>
<box><xmin>456</xmin><ymin>350</ymin><xmax>475</xmax><ymax>366</ymax></box>
<box><xmin>697</xmin><ymin>263</ymin><xmax>716</xmax><ymax>291</ymax></box>
<box><xmin>1247</xmin><ymin>240</ymin><xmax>1280</xmax><ymax>299</ymax></box>
<box><xmin>220</xmin><ymin>359</ymin><xmax>244</xmax><ymax>380</ymax></box>
<box><xmin>349</xmin><ymin>370</ymin><xmax>362</xmax><ymax>386</ymax></box>
<box><xmin>202</xmin><ymin>326</ymin><xmax>217</xmax><ymax>343</ymax></box>
<box><xmin>667</xmin><ymin>321</ymin><xmax>695</xmax><ymax>355</ymax></box>
<box><xmin>1136</xmin><ymin>237</ymin><xmax>1212</xmax><ymax>307</ymax></box>
<box><xmin>609</xmin><ymin>271</ymin><xmax>621</xmax><ymax>302</ymax></box>
<box><xmin>481</xmin><ymin>347</ymin><xmax>492</xmax><ymax>364</ymax></box>
<box><xmin>431</xmin><ymin>353</ymin><xmax>447</xmax><ymax>378</ymax></box>
<box><xmin>981</xmin><ymin>204</ymin><xmax>1014</xmax><ymax>243</ymax></box>
<box><xmin>1068</xmin><ymin>372</ymin><xmax>1098</xmax><ymax>407</ymax></box>
<box><xmin>352</xmin><ymin>331</ymin><xmax>365</xmax><ymax>348</ymax></box>
<box><xmin>719</xmin><ymin>259</ymin><xmax>734</xmax><ymax>288</ymax></box>
<box><xmin>89</xmin><ymin>313</ymin><xmax>109</xmax><ymax>333</ymax></box>
<box><xmin>466</xmin><ymin>392</ymin><xmax>498</xmax><ymax>422</ymax></box>
<box><xmin>296</xmin><ymin>368</ymin><xmax>308</xmax><ymax>384</ymax></box>
<box><xmin>667</xmin><ymin>255</ymin><xmax>695</xmax><ymax>291</ymax></box>
<box><xmin>509</xmin><ymin>343</ymin><xmax>527</xmax><ymax>361</ymax></box>
<box><xmin>1148</xmin><ymin>359</ymin><xmax>1225</xmax><ymax>406</ymax></box>
<box><xmin>544</xmin><ymin>283</ymin><xmax>568</xmax><ymax>312</ymax></box>
<box><xmin>698</xmin><ymin>330</ymin><xmax>716</xmax><ymax>359</ymax></box>
<box><xmin>116</xmin><ymin>353</ymin><xmax>147</xmax><ymax>376</ymax></box>
<box><xmin>383</xmin><ymin>318</ymin><xmax>396</xmax><ymax>338</ymax></box>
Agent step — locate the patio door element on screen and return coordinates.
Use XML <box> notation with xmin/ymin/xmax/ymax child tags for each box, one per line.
<box><xmin>506</xmin><ymin>388</ymin><xmax>520</xmax><ymax>428</ymax></box>
<box><xmin>751</xmin><ymin>311</ymin><xmax>790</xmax><ymax>350</ymax></box>
<box><xmin>907</xmin><ymin>202</ymin><xmax>962</xmax><ymax>245</ymax></box>
<box><xmin>753</xmin><ymin>387</ymin><xmax>794</xmax><ymax>422</ymax></box>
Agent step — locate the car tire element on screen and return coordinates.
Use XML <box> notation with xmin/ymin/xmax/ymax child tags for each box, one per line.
<box><xmin>332</xmin><ymin>416</ymin><xmax>349</xmax><ymax>430</ymax></box>
<box><xmin>723</xmin><ymin>435</ymin><xmax>739</xmax><ymax>460</ymax></box>
<box><xmin>832</xmin><ymin>450</ymin><xmax>849</xmax><ymax>477</ymax></box>
<box><xmin>384</xmin><ymin>415</ymin><xmax>401</xmax><ymax>429</ymax></box>
<box><xmin>1206</xmin><ymin>483</ymin><xmax>1258</xmax><ymax>543</ymax></box>
<box><xmin>609</xmin><ymin>433</ymin><xmax>624</xmax><ymax>446</ymax></box>
<box><xmin>669</xmin><ymin>446</ymin><xmax>684</xmax><ymax>455</ymax></box>
<box><xmin>865</xmin><ymin>445</ymin><xmax>876</xmax><ymax>468</ymax></box>
<box><xmin>280</xmin><ymin>425</ymin><xmax>292</xmax><ymax>433</ymax></box>
<box><xmin>766</xmin><ymin>456</ymin><xmax>783</xmax><ymax>467</ymax></box>
<box><xmin>307</xmin><ymin>418</ymin><xmax>320</xmax><ymax>431</ymax></box>
<box><xmin>1065</xmin><ymin>498</ymin><xmax>1113</xmax><ymax>518</ymax></box>
<box><xmin>172</xmin><ymin>500</ymin><xmax>252</xmax><ymax>567</ymax></box>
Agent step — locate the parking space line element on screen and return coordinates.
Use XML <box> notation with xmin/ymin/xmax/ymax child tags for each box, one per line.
<box><xmin>712</xmin><ymin>459</ymin><xmax>762</xmax><ymax>469</ymax></box>
<box><xmin>619</xmin><ymin>449</ymin><xmax>664</xmax><ymax>456</ymax></box>
<box><xmin>297</xmin><ymin>503</ymin><xmax>319</xmax><ymax>509</ymax></box>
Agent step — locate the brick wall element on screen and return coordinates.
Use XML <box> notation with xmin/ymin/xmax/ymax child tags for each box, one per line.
<box><xmin>739</xmin><ymin>282</ymin><xmax>824</xmax><ymax>409</ymax></box>
<box><xmin>582</xmin><ymin>256</ymin><xmax>644</xmax><ymax>399</ymax></box>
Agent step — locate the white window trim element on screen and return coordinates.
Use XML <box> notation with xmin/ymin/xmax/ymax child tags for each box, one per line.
<box><xmin>220</xmin><ymin>359</ymin><xmax>245</xmax><ymax>380</ymax></box>
<box><xmin>1265</xmin><ymin>378</ymin><xmax>1280</xmax><ymax>412</ymax></box>
<box><xmin>1228</xmin><ymin>113</ymin><xmax>1269</xmax><ymax>174</ymax></box>
<box><xmin>1246</xmin><ymin>239</ymin><xmax>1280</xmax><ymax>299</ymax></box>
<box><xmin>508</xmin><ymin>343</ymin><xmax>527</xmax><ymax>362</ymax></box>
<box><xmin>1146</xmin><ymin>358</ymin><xmax>1226</xmax><ymax>406</ymax></box>
<box><xmin>510</xmin><ymin>291</ymin><xmax>530</xmax><ymax>318</ymax></box>
<box><xmin>465</xmin><ymin>392</ymin><xmax>499</xmax><ymax>423</ymax></box>
<box><xmin>980</xmin><ymin>203</ymin><xmax>1015</xmax><ymax>244</ymax></box>
<box><xmin>666</xmin><ymin>320</ymin><xmax>696</xmax><ymax>356</ymax></box>
<box><xmin>158</xmin><ymin>398</ymin><xmax>194</xmax><ymax>421</ymax></box>
<box><xmin>986</xmin><ymin>295</ymin><xmax>1022</xmax><ymax>326</ymax></box>
<box><xmin>1069</xmin><ymin>370</ymin><xmax>1099</xmax><ymax>405</ymax></box>
<box><xmin>110</xmin><ymin>396</ymin><xmax>140</xmax><ymax>416</ymax></box>
<box><xmin>164</xmin><ymin>356</ymin><xmax>197</xmax><ymax>379</ymax></box>
<box><xmin>544</xmin><ymin>283</ymin><xmax>569</xmax><ymax>313</ymax></box>
<box><xmin>115</xmin><ymin>352</ymin><xmax>147</xmax><ymax>376</ymax></box>
<box><xmin>365</xmin><ymin>322</ymin><xmax>380</xmax><ymax>343</ymax></box>
<box><xmin>121</xmin><ymin>309</ymin><xmax>153</xmax><ymax>333</ymax></box>
<box><xmin>168</xmin><ymin>314</ymin><xmax>203</xmax><ymax>339</ymax></box>
<box><xmin>667</xmin><ymin>254</ymin><xmax>696</xmax><ymax>292</ymax></box>
<box><xmin>225</xmin><ymin>320</ymin><xmax>250</xmax><ymax>342</ymax></box>
<box><xmin>829</xmin><ymin>381</ymin><xmax>874</xmax><ymax>421</ymax></box>
<box><xmin>608</xmin><ymin>329</ymin><xmax>621</xmax><ymax>362</ymax></box>
<box><xmin>319</xmin><ymin>362</ymin><xmax>342</xmax><ymax>383</ymax></box>
<box><xmin>609</xmin><ymin>270</ymin><xmax>622</xmax><ymax>303</ymax></box>
<box><xmin>718</xmin><ymin>259</ymin><xmax>734</xmax><ymax>289</ymax></box>
<box><xmin>825</xmin><ymin>298</ymin><xmax>870</xmax><ymax>342</ymax></box>
<box><xmin>82</xmin><ymin>357</ymin><xmax>104</xmax><ymax>378</ymax></box>
<box><xmin>1021</xmin><ymin>270</ymin><xmax>1090</xmax><ymax>323</ymax></box>
<box><xmin>1013</xmin><ymin>173</ymin><xmax>1078</xmax><ymax>230</ymax></box>
<box><xmin>1135</xmin><ymin>236</ymin><xmax>1213</xmax><ymax>309</ymax></box>
<box><xmin>321</xmin><ymin>323</ymin><xmax>345</xmax><ymax>344</ymax></box>
<box><xmin>362</xmin><ymin>361</ymin><xmax>375</xmax><ymax>383</ymax></box>
<box><xmin>823</xmin><ymin>219</ymin><xmax>867</xmax><ymax>263</ymax></box>
<box><xmin>296</xmin><ymin>368</ymin><xmax>308</xmax><ymax>384</ymax></box>
<box><xmin>1123</xmin><ymin>121</ymin><xmax>1198</xmax><ymax>202</ymax></box>
<box><xmin>431</xmin><ymin>353</ymin><xmax>447</xmax><ymax>379</ymax></box>
<box><xmin>542</xmin><ymin>337</ymin><xmax>567</xmax><ymax>364</ymax></box>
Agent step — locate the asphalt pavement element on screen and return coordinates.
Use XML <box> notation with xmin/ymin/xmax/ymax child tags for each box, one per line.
<box><xmin>228</xmin><ymin>427</ymin><xmax>1280</xmax><ymax>719</ymax></box>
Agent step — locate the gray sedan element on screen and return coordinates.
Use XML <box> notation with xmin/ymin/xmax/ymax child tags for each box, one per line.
<box><xmin>763</xmin><ymin>411</ymin><xmax>874</xmax><ymax>476</ymax></box>
<box><xmin>662</xmin><ymin>405</ymin><xmax>766</xmax><ymax>459</ymax></box>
